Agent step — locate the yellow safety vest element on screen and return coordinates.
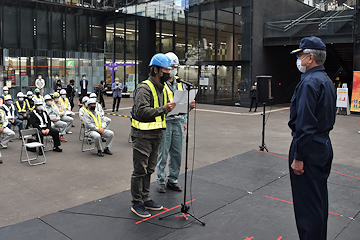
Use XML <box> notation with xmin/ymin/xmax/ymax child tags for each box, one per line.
<box><xmin>131</xmin><ymin>80</ymin><xmax>167</xmax><ymax>130</ymax></box>
<box><xmin>85</xmin><ymin>109</ymin><xmax>102</xmax><ymax>129</ymax></box>
<box><xmin>164</xmin><ymin>81</ymin><xmax>183</xmax><ymax>102</ymax></box>
<box><xmin>0</xmin><ymin>109</ymin><xmax>5</xmax><ymax>127</ymax></box>
<box><xmin>34</xmin><ymin>95</ymin><xmax>43</xmax><ymax>101</ymax></box>
<box><xmin>25</xmin><ymin>99</ymin><xmax>35</xmax><ymax>110</ymax></box>
<box><xmin>16</xmin><ymin>101</ymin><xmax>27</xmax><ymax>112</ymax></box>
<box><xmin>60</xmin><ymin>97</ymin><xmax>69</xmax><ymax>110</ymax></box>
<box><xmin>52</xmin><ymin>101</ymin><xmax>64</xmax><ymax>114</ymax></box>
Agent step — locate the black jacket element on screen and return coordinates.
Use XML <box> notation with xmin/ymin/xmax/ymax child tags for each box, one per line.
<box><xmin>29</xmin><ymin>110</ymin><xmax>51</xmax><ymax>130</ymax></box>
<box><xmin>66</xmin><ymin>84</ymin><xmax>76</xmax><ymax>99</ymax></box>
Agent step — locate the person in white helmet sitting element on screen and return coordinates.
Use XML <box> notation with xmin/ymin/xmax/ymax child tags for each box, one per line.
<box><xmin>52</xmin><ymin>92</ymin><xmax>73</xmax><ymax>134</ymax></box>
<box><xmin>83</xmin><ymin>98</ymin><xmax>114</xmax><ymax>157</ymax></box>
<box><xmin>25</xmin><ymin>91</ymin><xmax>35</xmax><ymax>111</ymax></box>
<box><xmin>44</xmin><ymin>94</ymin><xmax>68</xmax><ymax>142</ymax></box>
<box><xmin>29</xmin><ymin>99</ymin><xmax>62</xmax><ymax>154</ymax></box>
<box><xmin>89</xmin><ymin>93</ymin><xmax>111</xmax><ymax>129</ymax></box>
<box><xmin>1</xmin><ymin>95</ymin><xmax>23</xmax><ymax>135</ymax></box>
<box><xmin>0</xmin><ymin>107</ymin><xmax>15</xmax><ymax>150</ymax></box>
<box><xmin>79</xmin><ymin>96</ymin><xmax>89</xmax><ymax>122</ymax></box>
<box><xmin>1</xmin><ymin>86</ymin><xmax>14</xmax><ymax>106</ymax></box>
<box><xmin>60</xmin><ymin>89</ymin><xmax>75</xmax><ymax>117</ymax></box>
<box><xmin>15</xmin><ymin>92</ymin><xmax>29</xmax><ymax>121</ymax></box>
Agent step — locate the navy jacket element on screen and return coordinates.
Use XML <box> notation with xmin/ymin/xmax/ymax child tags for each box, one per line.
<box><xmin>288</xmin><ymin>65</ymin><xmax>336</xmax><ymax>161</ymax></box>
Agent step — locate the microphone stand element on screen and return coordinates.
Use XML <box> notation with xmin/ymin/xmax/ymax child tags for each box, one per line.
<box><xmin>159</xmin><ymin>80</ymin><xmax>205</xmax><ymax>226</ymax></box>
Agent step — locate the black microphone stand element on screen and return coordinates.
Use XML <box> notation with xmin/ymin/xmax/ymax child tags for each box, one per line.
<box><xmin>159</xmin><ymin>81</ymin><xmax>205</xmax><ymax>226</ymax></box>
<box><xmin>259</xmin><ymin>102</ymin><xmax>268</xmax><ymax>152</ymax></box>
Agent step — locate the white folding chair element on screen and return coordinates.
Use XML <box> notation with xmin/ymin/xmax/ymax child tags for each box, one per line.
<box><xmin>81</xmin><ymin>130</ymin><xmax>96</xmax><ymax>154</ymax></box>
<box><xmin>20</xmin><ymin>128</ymin><xmax>46</xmax><ymax>166</ymax></box>
<box><xmin>79</xmin><ymin>122</ymin><xmax>85</xmax><ymax>141</ymax></box>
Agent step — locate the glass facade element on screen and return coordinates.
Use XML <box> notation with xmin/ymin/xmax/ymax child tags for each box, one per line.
<box><xmin>1</xmin><ymin>0</ymin><xmax>251</xmax><ymax>106</ymax></box>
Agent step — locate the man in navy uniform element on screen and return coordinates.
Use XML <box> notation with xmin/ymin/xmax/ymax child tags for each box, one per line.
<box><xmin>289</xmin><ymin>36</ymin><xmax>336</xmax><ymax>240</ymax></box>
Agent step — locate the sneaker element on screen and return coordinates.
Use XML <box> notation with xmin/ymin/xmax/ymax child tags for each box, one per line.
<box><xmin>97</xmin><ymin>150</ymin><xmax>104</xmax><ymax>157</ymax></box>
<box><xmin>0</xmin><ymin>143</ymin><xmax>7</xmax><ymax>149</ymax></box>
<box><xmin>67</xmin><ymin>131</ymin><xmax>73</xmax><ymax>134</ymax></box>
<box><xmin>157</xmin><ymin>184</ymin><xmax>166</xmax><ymax>193</ymax></box>
<box><xmin>358</xmin><ymin>130</ymin><xmax>360</xmax><ymax>134</ymax></box>
<box><xmin>53</xmin><ymin>147</ymin><xmax>63</xmax><ymax>152</ymax></box>
<box><xmin>131</xmin><ymin>202</ymin><xmax>151</xmax><ymax>218</ymax></box>
<box><xmin>60</xmin><ymin>136</ymin><xmax>67</xmax><ymax>142</ymax></box>
<box><xmin>167</xmin><ymin>182</ymin><xmax>182</xmax><ymax>191</ymax></box>
<box><xmin>144</xmin><ymin>200</ymin><xmax>163</xmax><ymax>211</ymax></box>
<box><xmin>103</xmin><ymin>148</ymin><xmax>113</xmax><ymax>155</ymax></box>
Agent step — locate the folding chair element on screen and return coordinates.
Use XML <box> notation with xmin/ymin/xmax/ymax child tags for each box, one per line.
<box><xmin>20</xmin><ymin>128</ymin><xmax>46</xmax><ymax>166</ymax></box>
<box><xmin>81</xmin><ymin>131</ymin><xmax>96</xmax><ymax>154</ymax></box>
<box><xmin>43</xmin><ymin>135</ymin><xmax>54</xmax><ymax>152</ymax></box>
<box><xmin>79</xmin><ymin>122</ymin><xmax>85</xmax><ymax>141</ymax></box>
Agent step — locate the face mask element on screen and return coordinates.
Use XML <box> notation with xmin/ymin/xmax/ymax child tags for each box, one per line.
<box><xmin>169</xmin><ymin>68</ymin><xmax>178</xmax><ymax>78</ymax></box>
<box><xmin>83</xmin><ymin>77</ymin><xmax>86</xmax><ymax>80</ymax></box>
<box><xmin>89</xmin><ymin>106</ymin><xmax>96</xmax><ymax>111</ymax></box>
<box><xmin>6</xmin><ymin>100</ymin><xmax>11</xmax><ymax>105</ymax></box>
<box><xmin>46</xmin><ymin>101</ymin><xmax>52</xmax><ymax>106</ymax></box>
<box><xmin>55</xmin><ymin>76</ymin><xmax>59</xmax><ymax>80</ymax></box>
<box><xmin>37</xmin><ymin>106</ymin><xmax>43</xmax><ymax>111</ymax></box>
<box><xmin>54</xmin><ymin>98</ymin><xmax>59</xmax><ymax>102</ymax></box>
<box><xmin>296</xmin><ymin>55</ymin><xmax>309</xmax><ymax>73</ymax></box>
<box><xmin>254</xmin><ymin>82</ymin><xmax>257</xmax><ymax>86</ymax></box>
<box><xmin>38</xmin><ymin>76</ymin><xmax>42</xmax><ymax>79</ymax></box>
<box><xmin>19</xmin><ymin>97</ymin><xmax>24</xmax><ymax>101</ymax></box>
<box><xmin>160</xmin><ymin>72</ymin><xmax>170</xmax><ymax>84</ymax></box>
<box><xmin>61</xmin><ymin>95</ymin><xmax>66</xmax><ymax>99</ymax></box>
<box><xmin>3</xmin><ymin>91</ymin><xmax>8</xmax><ymax>95</ymax></box>
<box><xmin>28</xmin><ymin>96</ymin><xmax>33</xmax><ymax>100</ymax></box>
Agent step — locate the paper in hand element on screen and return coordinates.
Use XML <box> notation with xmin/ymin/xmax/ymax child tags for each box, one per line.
<box><xmin>167</xmin><ymin>89</ymin><xmax>198</xmax><ymax>116</ymax></box>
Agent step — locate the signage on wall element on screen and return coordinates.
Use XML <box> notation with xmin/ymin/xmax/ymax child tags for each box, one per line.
<box><xmin>66</xmin><ymin>61</ymin><xmax>75</xmax><ymax>67</ymax></box>
<box><xmin>7</xmin><ymin>70</ymin><xmax>15</xmax><ymax>84</ymax></box>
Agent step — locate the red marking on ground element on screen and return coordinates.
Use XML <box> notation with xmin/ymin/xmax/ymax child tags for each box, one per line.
<box><xmin>265</xmin><ymin>196</ymin><xmax>339</xmax><ymax>216</ymax></box>
<box><xmin>175</xmin><ymin>213</ymin><xmax>190</xmax><ymax>220</ymax></box>
<box><xmin>277</xmin><ymin>237</ymin><xmax>283</xmax><ymax>240</ymax></box>
<box><xmin>244</xmin><ymin>237</ymin><xmax>254</xmax><ymax>240</ymax></box>
<box><xmin>331</xmin><ymin>170</ymin><xmax>360</xmax><ymax>180</ymax></box>
<box><xmin>256</xmin><ymin>150</ymin><xmax>288</xmax><ymax>160</ymax></box>
<box><xmin>135</xmin><ymin>199</ymin><xmax>196</xmax><ymax>224</ymax></box>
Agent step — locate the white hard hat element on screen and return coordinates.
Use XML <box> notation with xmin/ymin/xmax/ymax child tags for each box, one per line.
<box><xmin>17</xmin><ymin>92</ymin><xmax>24</xmax><ymax>97</ymax></box>
<box><xmin>165</xmin><ymin>52</ymin><xmax>179</xmax><ymax>67</ymax></box>
<box><xmin>27</xmin><ymin>91</ymin><xmax>33</xmax><ymax>96</ymax></box>
<box><xmin>44</xmin><ymin>94</ymin><xmax>52</xmax><ymax>101</ymax></box>
<box><xmin>90</xmin><ymin>93</ymin><xmax>97</xmax><ymax>98</ymax></box>
<box><xmin>60</xmin><ymin>89</ymin><xmax>66</xmax><ymax>95</ymax></box>
<box><xmin>82</xmin><ymin>96</ymin><xmax>89</xmax><ymax>103</ymax></box>
<box><xmin>34</xmin><ymin>99</ymin><xmax>43</xmax><ymax>105</ymax></box>
<box><xmin>86</xmin><ymin>98</ymin><xmax>96</xmax><ymax>106</ymax></box>
<box><xmin>3</xmin><ymin>86</ymin><xmax>9</xmax><ymax>91</ymax></box>
<box><xmin>4</xmin><ymin>95</ymin><xmax>11</xmax><ymax>101</ymax></box>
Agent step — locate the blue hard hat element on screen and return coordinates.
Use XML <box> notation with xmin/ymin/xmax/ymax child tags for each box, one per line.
<box><xmin>149</xmin><ymin>53</ymin><xmax>171</xmax><ymax>68</ymax></box>
<box><xmin>290</xmin><ymin>36</ymin><xmax>326</xmax><ymax>54</ymax></box>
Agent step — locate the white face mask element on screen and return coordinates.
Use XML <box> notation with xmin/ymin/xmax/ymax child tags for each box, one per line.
<box><xmin>55</xmin><ymin>76</ymin><xmax>59</xmax><ymax>80</ymax></box>
<box><xmin>254</xmin><ymin>82</ymin><xmax>257</xmax><ymax>86</ymax></box>
<box><xmin>61</xmin><ymin>95</ymin><xmax>66</xmax><ymax>99</ymax></box>
<box><xmin>6</xmin><ymin>100</ymin><xmax>11</xmax><ymax>105</ymax></box>
<box><xmin>296</xmin><ymin>54</ymin><xmax>309</xmax><ymax>73</ymax></box>
<box><xmin>46</xmin><ymin>101</ymin><xmax>52</xmax><ymax>106</ymax></box>
<box><xmin>38</xmin><ymin>76</ymin><xmax>42</xmax><ymax>79</ymax></box>
<box><xmin>37</xmin><ymin>106</ymin><xmax>43</xmax><ymax>111</ymax></box>
<box><xmin>19</xmin><ymin>97</ymin><xmax>24</xmax><ymax>101</ymax></box>
<box><xmin>169</xmin><ymin>68</ymin><xmax>178</xmax><ymax>78</ymax></box>
<box><xmin>3</xmin><ymin>91</ymin><xmax>8</xmax><ymax>95</ymax></box>
<box><xmin>28</xmin><ymin>95</ymin><xmax>33</xmax><ymax>100</ymax></box>
<box><xmin>83</xmin><ymin>77</ymin><xmax>86</xmax><ymax>80</ymax></box>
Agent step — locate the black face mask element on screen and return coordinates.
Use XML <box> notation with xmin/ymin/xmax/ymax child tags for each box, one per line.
<box><xmin>160</xmin><ymin>72</ymin><xmax>170</xmax><ymax>84</ymax></box>
<box><xmin>89</xmin><ymin>106</ymin><xmax>96</xmax><ymax>111</ymax></box>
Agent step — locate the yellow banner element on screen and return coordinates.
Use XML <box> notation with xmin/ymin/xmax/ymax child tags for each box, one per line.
<box><xmin>351</xmin><ymin>71</ymin><xmax>360</xmax><ymax>112</ymax></box>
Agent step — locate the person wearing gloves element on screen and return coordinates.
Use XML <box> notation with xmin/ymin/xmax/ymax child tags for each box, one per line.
<box><xmin>29</xmin><ymin>99</ymin><xmax>62</xmax><ymax>154</ymax></box>
<box><xmin>130</xmin><ymin>53</ymin><xmax>176</xmax><ymax>218</ymax></box>
<box><xmin>35</xmin><ymin>74</ymin><xmax>45</xmax><ymax>96</ymax></box>
<box><xmin>156</xmin><ymin>52</ymin><xmax>195</xmax><ymax>193</ymax></box>
<box><xmin>89</xmin><ymin>93</ymin><xmax>111</xmax><ymax>129</ymax></box>
<box><xmin>1</xmin><ymin>95</ymin><xmax>24</xmax><ymax>134</ymax></box>
<box><xmin>83</xmin><ymin>98</ymin><xmax>114</xmax><ymax>157</ymax></box>
<box><xmin>111</xmin><ymin>78</ymin><xmax>123</xmax><ymax>113</ymax></box>
<box><xmin>52</xmin><ymin>92</ymin><xmax>73</xmax><ymax>134</ymax></box>
<box><xmin>79</xmin><ymin>96</ymin><xmax>89</xmax><ymax>122</ymax></box>
<box><xmin>33</xmin><ymin>88</ymin><xmax>44</xmax><ymax>102</ymax></box>
<box><xmin>44</xmin><ymin>94</ymin><xmax>68</xmax><ymax>142</ymax></box>
<box><xmin>0</xmin><ymin>108</ymin><xmax>15</xmax><ymax>149</ymax></box>
<box><xmin>15</xmin><ymin>92</ymin><xmax>28</xmax><ymax>121</ymax></box>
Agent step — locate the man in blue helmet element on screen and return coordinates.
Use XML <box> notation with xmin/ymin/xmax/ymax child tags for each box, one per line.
<box><xmin>289</xmin><ymin>36</ymin><xmax>336</xmax><ymax>240</ymax></box>
<box><xmin>130</xmin><ymin>53</ymin><xmax>176</xmax><ymax>218</ymax></box>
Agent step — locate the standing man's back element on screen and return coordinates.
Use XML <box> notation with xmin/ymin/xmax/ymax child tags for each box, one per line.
<box><xmin>289</xmin><ymin>36</ymin><xmax>336</xmax><ymax>240</ymax></box>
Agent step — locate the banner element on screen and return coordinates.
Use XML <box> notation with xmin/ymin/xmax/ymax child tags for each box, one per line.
<box><xmin>351</xmin><ymin>71</ymin><xmax>360</xmax><ymax>112</ymax></box>
<box><xmin>336</xmin><ymin>88</ymin><xmax>348</xmax><ymax>108</ymax></box>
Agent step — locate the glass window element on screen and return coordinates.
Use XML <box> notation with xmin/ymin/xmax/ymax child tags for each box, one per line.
<box><xmin>37</xmin><ymin>10</ymin><xmax>50</xmax><ymax>50</ymax></box>
<box><xmin>3</xmin><ymin>6</ymin><xmax>18</xmax><ymax>49</ymax></box>
<box><xmin>21</xmin><ymin>8</ymin><xmax>34</xmax><ymax>49</ymax></box>
<box><xmin>52</xmin><ymin>12</ymin><xmax>64</xmax><ymax>50</ymax></box>
<box><xmin>66</xmin><ymin>14</ymin><xmax>77</xmax><ymax>51</ymax></box>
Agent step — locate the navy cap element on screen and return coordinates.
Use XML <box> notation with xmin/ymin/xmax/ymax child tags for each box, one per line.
<box><xmin>290</xmin><ymin>36</ymin><xmax>326</xmax><ymax>54</ymax></box>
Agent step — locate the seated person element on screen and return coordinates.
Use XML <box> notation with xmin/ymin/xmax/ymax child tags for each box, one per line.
<box><xmin>1</xmin><ymin>95</ymin><xmax>24</xmax><ymax>135</ymax></box>
<box><xmin>15</xmin><ymin>92</ymin><xmax>29</xmax><ymax>121</ymax></box>
<box><xmin>79</xmin><ymin>96</ymin><xmax>89</xmax><ymax>122</ymax></box>
<box><xmin>1</xmin><ymin>86</ymin><xmax>14</xmax><ymax>105</ymax></box>
<box><xmin>52</xmin><ymin>92</ymin><xmax>73</xmax><ymax>134</ymax></box>
<box><xmin>90</xmin><ymin>93</ymin><xmax>111</xmax><ymax>129</ymax></box>
<box><xmin>33</xmin><ymin>88</ymin><xmax>44</xmax><ymax>102</ymax></box>
<box><xmin>44</xmin><ymin>94</ymin><xmax>68</xmax><ymax>142</ymax></box>
<box><xmin>83</xmin><ymin>98</ymin><xmax>114</xmax><ymax>157</ymax></box>
<box><xmin>60</xmin><ymin>89</ymin><xmax>75</xmax><ymax>117</ymax></box>
<box><xmin>25</xmin><ymin>91</ymin><xmax>35</xmax><ymax>111</ymax></box>
<box><xmin>0</xmin><ymin>108</ymin><xmax>15</xmax><ymax>149</ymax></box>
<box><xmin>29</xmin><ymin>99</ymin><xmax>62</xmax><ymax>153</ymax></box>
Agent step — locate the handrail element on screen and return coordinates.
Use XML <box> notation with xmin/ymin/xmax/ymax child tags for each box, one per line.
<box><xmin>284</xmin><ymin>7</ymin><xmax>319</xmax><ymax>32</ymax></box>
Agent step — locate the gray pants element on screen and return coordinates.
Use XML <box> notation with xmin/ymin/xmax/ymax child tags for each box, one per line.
<box><xmin>85</xmin><ymin>129</ymin><xmax>114</xmax><ymax>151</ymax></box>
<box><xmin>51</xmin><ymin>120</ymin><xmax>67</xmax><ymax>136</ymax></box>
<box><xmin>103</xmin><ymin>116</ymin><xmax>111</xmax><ymax>129</ymax></box>
<box><xmin>1</xmin><ymin>127</ymin><xmax>15</xmax><ymax>145</ymax></box>
<box><xmin>131</xmin><ymin>137</ymin><xmax>161</xmax><ymax>204</ymax></box>
<box><xmin>61</xmin><ymin>115</ymin><xmax>73</xmax><ymax>133</ymax></box>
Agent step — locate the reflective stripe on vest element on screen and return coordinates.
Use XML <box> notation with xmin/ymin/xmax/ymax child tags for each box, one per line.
<box><xmin>0</xmin><ymin>109</ymin><xmax>5</xmax><ymax>127</ymax></box>
<box><xmin>84</xmin><ymin>109</ymin><xmax>102</xmax><ymax>130</ymax></box>
<box><xmin>60</xmin><ymin>97</ymin><xmax>69</xmax><ymax>110</ymax></box>
<box><xmin>25</xmin><ymin>99</ymin><xmax>35</xmax><ymax>110</ymax></box>
<box><xmin>16</xmin><ymin>101</ymin><xmax>27</xmax><ymax>112</ymax></box>
<box><xmin>164</xmin><ymin>81</ymin><xmax>183</xmax><ymax>102</ymax></box>
<box><xmin>52</xmin><ymin>101</ymin><xmax>63</xmax><ymax>114</ymax></box>
<box><xmin>131</xmin><ymin>80</ymin><xmax>167</xmax><ymax>130</ymax></box>
<box><xmin>34</xmin><ymin>95</ymin><xmax>43</xmax><ymax>101</ymax></box>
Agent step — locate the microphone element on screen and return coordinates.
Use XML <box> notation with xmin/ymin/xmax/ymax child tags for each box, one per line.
<box><xmin>177</xmin><ymin>78</ymin><xmax>195</xmax><ymax>87</ymax></box>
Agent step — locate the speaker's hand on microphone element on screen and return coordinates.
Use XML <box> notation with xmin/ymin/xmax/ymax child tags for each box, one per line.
<box><xmin>166</xmin><ymin>102</ymin><xmax>176</xmax><ymax>112</ymax></box>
